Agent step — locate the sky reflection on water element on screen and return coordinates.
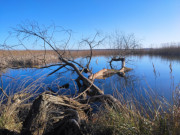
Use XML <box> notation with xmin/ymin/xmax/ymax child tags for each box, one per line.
<box><xmin>1</xmin><ymin>55</ymin><xmax>180</xmax><ymax>102</ymax></box>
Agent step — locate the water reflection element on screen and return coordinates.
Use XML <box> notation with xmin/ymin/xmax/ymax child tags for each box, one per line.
<box><xmin>0</xmin><ymin>55</ymin><xmax>180</xmax><ymax>102</ymax></box>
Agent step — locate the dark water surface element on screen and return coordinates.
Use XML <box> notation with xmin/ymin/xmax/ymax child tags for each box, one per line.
<box><xmin>1</xmin><ymin>55</ymin><xmax>180</xmax><ymax>102</ymax></box>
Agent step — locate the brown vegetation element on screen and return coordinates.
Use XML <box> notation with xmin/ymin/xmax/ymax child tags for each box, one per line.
<box><xmin>1</xmin><ymin>45</ymin><xmax>180</xmax><ymax>70</ymax></box>
<box><xmin>0</xmin><ymin>49</ymin><xmax>138</xmax><ymax>70</ymax></box>
<box><xmin>0</xmin><ymin>82</ymin><xmax>179</xmax><ymax>135</ymax></box>
<box><xmin>133</xmin><ymin>44</ymin><xmax>180</xmax><ymax>56</ymax></box>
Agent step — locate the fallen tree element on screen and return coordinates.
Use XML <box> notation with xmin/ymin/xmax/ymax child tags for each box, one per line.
<box><xmin>88</xmin><ymin>67</ymin><xmax>132</xmax><ymax>80</ymax></box>
<box><xmin>0</xmin><ymin>23</ymin><xmax>137</xmax><ymax>135</ymax></box>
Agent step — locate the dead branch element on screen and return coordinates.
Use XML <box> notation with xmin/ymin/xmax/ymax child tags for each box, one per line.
<box><xmin>0</xmin><ymin>76</ymin><xmax>8</xmax><ymax>98</ymax></box>
<box><xmin>14</xmin><ymin>23</ymin><xmax>104</xmax><ymax>96</ymax></box>
<box><xmin>80</xmin><ymin>32</ymin><xmax>105</xmax><ymax>70</ymax></box>
<box><xmin>108</xmin><ymin>31</ymin><xmax>140</xmax><ymax>70</ymax></box>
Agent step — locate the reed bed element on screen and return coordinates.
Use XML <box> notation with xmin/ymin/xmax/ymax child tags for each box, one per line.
<box><xmin>88</xmin><ymin>82</ymin><xmax>180</xmax><ymax>135</ymax></box>
<box><xmin>0</xmin><ymin>49</ymin><xmax>118</xmax><ymax>69</ymax></box>
<box><xmin>133</xmin><ymin>45</ymin><xmax>180</xmax><ymax>56</ymax></box>
<box><xmin>0</xmin><ymin>50</ymin><xmax>59</xmax><ymax>69</ymax></box>
<box><xmin>87</xmin><ymin>59</ymin><xmax>180</xmax><ymax>135</ymax></box>
<box><xmin>0</xmin><ymin>74</ymin><xmax>47</xmax><ymax>132</ymax></box>
<box><xmin>1</xmin><ymin>45</ymin><xmax>180</xmax><ymax>69</ymax></box>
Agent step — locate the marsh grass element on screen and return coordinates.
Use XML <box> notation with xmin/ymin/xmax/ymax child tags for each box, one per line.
<box><xmin>133</xmin><ymin>44</ymin><xmax>180</xmax><ymax>57</ymax></box>
<box><xmin>148</xmin><ymin>45</ymin><xmax>180</xmax><ymax>56</ymax></box>
<box><xmin>1</xmin><ymin>46</ymin><xmax>180</xmax><ymax>69</ymax></box>
<box><xmin>0</xmin><ymin>74</ymin><xmax>46</xmax><ymax>133</ymax></box>
<box><xmin>88</xmin><ymin>85</ymin><xmax>180</xmax><ymax>135</ymax></box>
<box><xmin>0</xmin><ymin>108</ymin><xmax>22</xmax><ymax>132</ymax></box>
<box><xmin>0</xmin><ymin>49</ymin><xmax>129</xmax><ymax>69</ymax></box>
<box><xmin>0</xmin><ymin>50</ymin><xmax>59</xmax><ymax>69</ymax></box>
<box><xmin>87</xmin><ymin>62</ymin><xmax>180</xmax><ymax>135</ymax></box>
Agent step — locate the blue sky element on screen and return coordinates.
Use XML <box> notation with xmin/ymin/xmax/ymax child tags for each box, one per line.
<box><xmin>0</xmin><ymin>0</ymin><xmax>180</xmax><ymax>48</ymax></box>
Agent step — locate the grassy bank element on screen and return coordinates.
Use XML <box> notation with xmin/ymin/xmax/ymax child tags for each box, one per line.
<box><xmin>89</xmin><ymin>84</ymin><xmax>180</xmax><ymax>135</ymax></box>
<box><xmin>0</xmin><ymin>87</ymin><xmax>179</xmax><ymax>134</ymax></box>
<box><xmin>0</xmin><ymin>75</ymin><xmax>179</xmax><ymax>134</ymax></box>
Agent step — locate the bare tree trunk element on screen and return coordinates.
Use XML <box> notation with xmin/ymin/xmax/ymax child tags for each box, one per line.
<box><xmin>22</xmin><ymin>94</ymin><xmax>48</xmax><ymax>135</ymax></box>
<box><xmin>122</xmin><ymin>58</ymin><xmax>125</xmax><ymax>68</ymax></box>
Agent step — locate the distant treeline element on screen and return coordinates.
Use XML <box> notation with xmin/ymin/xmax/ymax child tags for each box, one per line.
<box><xmin>133</xmin><ymin>45</ymin><xmax>180</xmax><ymax>56</ymax></box>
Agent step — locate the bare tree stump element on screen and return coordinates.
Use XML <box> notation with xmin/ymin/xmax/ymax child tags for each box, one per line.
<box><xmin>21</xmin><ymin>94</ymin><xmax>48</xmax><ymax>135</ymax></box>
<box><xmin>21</xmin><ymin>92</ymin><xmax>90</xmax><ymax>135</ymax></box>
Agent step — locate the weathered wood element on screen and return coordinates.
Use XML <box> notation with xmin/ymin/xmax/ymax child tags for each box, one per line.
<box><xmin>109</xmin><ymin>57</ymin><xmax>125</xmax><ymax>69</ymax></box>
<box><xmin>89</xmin><ymin>67</ymin><xmax>132</xmax><ymax>80</ymax></box>
<box><xmin>89</xmin><ymin>68</ymin><xmax>108</xmax><ymax>80</ymax></box>
<box><xmin>16</xmin><ymin>104</ymin><xmax>31</xmax><ymax>123</ymax></box>
<box><xmin>122</xmin><ymin>58</ymin><xmax>125</xmax><ymax>68</ymax></box>
<box><xmin>22</xmin><ymin>94</ymin><xmax>48</xmax><ymax>135</ymax></box>
<box><xmin>21</xmin><ymin>93</ymin><xmax>90</xmax><ymax>135</ymax></box>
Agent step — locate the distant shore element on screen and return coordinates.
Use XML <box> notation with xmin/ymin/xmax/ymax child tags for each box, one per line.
<box><xmin>1</xmin><ymin>46</ymin><xmax>180</xmax><ymax>69</ymax></box>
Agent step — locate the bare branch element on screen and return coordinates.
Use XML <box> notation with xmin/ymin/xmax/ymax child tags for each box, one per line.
<box><xmin>12</xmin><ymin>22</ymin><xmax>104</xmax><ymax>96</ymax></box>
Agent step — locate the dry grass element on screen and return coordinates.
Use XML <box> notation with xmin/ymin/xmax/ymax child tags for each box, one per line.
<box><xmin>133</xmin><ymin>44</ymin><xmax>180</xmax><ymax>56</ymax></box>
<box><xmin>88</xmin><ymin>84</ymin><xmax>180</xmax><ymax>135</ymax></box>
<box><xmin>86</xmin><ymin>61</ymin><xmax>180</xmax><ymax>135</ymax></box>
<box><xmin>87</xmin><ymin>61</ymin><xmax>180</xmax><ymax>135</ymax></box>
<box><xmin>1</xmin><ymin>83</ymin><xmax>179</xmax><ymax>134</ymax></box>
<box><xmin>0</xmin><ymin>50</ymin><xmax>59</xmax><ymax>69</ymax></box>
<box><xmin>0</xmin><ymin>75</ymin><xmax>45</xmax><ymax>133</ymax></box>
<box><xmin>0</xmin><ymin>49</ymin><xmax>118</xmax><ymax>69</ymax></box>
<box><xmin>1</xmin><ymin>45</ymin><xmax>180</xmax><ymax>69</ymax></box>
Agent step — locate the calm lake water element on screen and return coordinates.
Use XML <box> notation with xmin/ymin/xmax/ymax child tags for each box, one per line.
<box><xmin>1</xmin><ymin>55</ymin><xmax>180</xmax><ymax>102</ymax></box>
